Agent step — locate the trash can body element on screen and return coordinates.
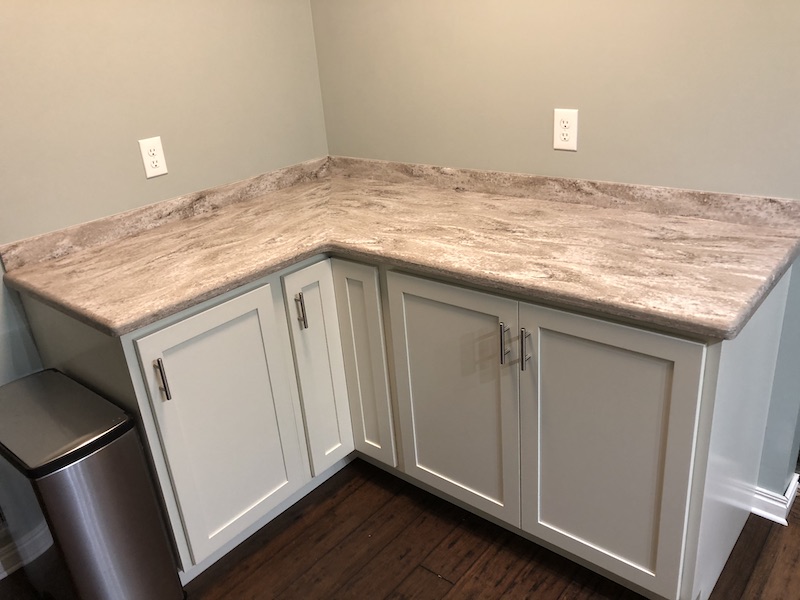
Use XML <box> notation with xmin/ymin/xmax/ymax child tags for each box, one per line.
<box><xmin>0</xmin><ymin>370</ymin><xmax>183</xmax><ymax>600</ymax></box>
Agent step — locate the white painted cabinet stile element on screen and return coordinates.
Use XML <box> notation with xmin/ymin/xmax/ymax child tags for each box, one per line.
<box><xmin>283</xmin><ymin>260</ymin><xmax>355</xmax><ymax>475</ymax></box>
<box><xmin>387</xmin><ymin>272</ymin><xmax>521</xmax><ymax>525</ymax></box>
<box><xmin>519</xmin><ymin>303</ymin><xmax>705</xmax><ymax>600</ymax></box>
<box><xmin>331</xmin><ymin>259</ymin><xmax>397</xmax><ymax>466</ymax></box>
<box><xmin>135</xmin><ymin>284</ymin><xmax>310</xmax><ymax>566</ymax></box>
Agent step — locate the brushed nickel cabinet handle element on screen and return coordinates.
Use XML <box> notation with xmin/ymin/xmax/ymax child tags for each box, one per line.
<box><xmin>154</xmin><ymin>358</ymin><xmax>172</xmax><ymax>401</ymax></box>
<box><xmin>520</xmin><ymin>328</ymin><xmax>532</xmax><ymax>372</ymax></box>
<box><xmin>295</xmin><ymin>292</ymin><xmax>309</xmax><ymax>329</ymax></box>
<box><xmin>499</xmin><ymin>321</ymin><xmax>511</xmax><ymax>365</ymax></box>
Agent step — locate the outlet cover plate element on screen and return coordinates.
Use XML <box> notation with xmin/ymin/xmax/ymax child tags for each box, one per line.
<box><xmin>553</xmin><ymin>109</ymin><xmax>578</xmax><ymax>151</ymax></box>
<box><xmin>138</xmin><ymin>136</ymin><xmax>169</xmax><ymax>178</ymax></box>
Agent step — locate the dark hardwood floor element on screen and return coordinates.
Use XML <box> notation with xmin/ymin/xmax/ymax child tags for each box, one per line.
<box><xmin>3</xmin><ymin>459</ymin><xmax>800</xmax><ymax>599</ymax></box>
<box><xmin>185</xmin><ymin>459</ymin><xmax>800</xmax><ymax>600</ymax></box>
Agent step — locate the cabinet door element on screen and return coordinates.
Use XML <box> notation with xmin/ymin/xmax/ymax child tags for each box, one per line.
<box><xmin>135</xmin><ymin>284</ymin><xmax>309</xmax><ymax>565</ymax></box>
<box><xmin>519</xmin><ymin>303</ymin><xmax>705</xmax><ymax>600</ymax></box>
<box><xmin>283</xmin><ymin>260</ymin><xmax>354</xmax><ymax>475</ymax></box>
<box><xmin>387</xmin><ymin>272</ymin><xmax>520</xmax><ymax>525</ymax></box>
<box><xmin>331</xmin><ymin>259</ymin><xmax>397</xmax><ymax>467</ymax></box>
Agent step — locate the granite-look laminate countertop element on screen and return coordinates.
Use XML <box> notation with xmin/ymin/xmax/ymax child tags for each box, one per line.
<box><xmin>2</xmin><ymin>157</ymin><xmax>800</xmax><ymax>340</ymax></box>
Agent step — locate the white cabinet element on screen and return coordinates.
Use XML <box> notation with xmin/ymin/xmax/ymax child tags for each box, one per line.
<box><xmin>22</xmin><ymin>255</ymin><xmax>789</xmax><ymax>598</ymax></box>
<box><xmin>331</xmin><ymin>259</ymin><xmax>396</xmax><ymax>467</ymax></box>
<box><xmin>385</xmin><ymin>270</ymin><xmax>716</xmax><ymax>599</ymax></box>
<box><xmin>386</xmin><ymin>272</ymin><xmax>521</xmax><ymax>525</ymax></box>
<box><xmin>135</xmin><ymin>282</ymin><xmax>310</xmax><ymax>566</ymax></box>
<box><xmin>519</xmin><ymin>303</ymin><xmax>705</xmax><ymax>600</ymax></box>
<box><xmin>283</xmin><ymin>260</ymin><xmax>354</xmax><ymax>475</ymax></box>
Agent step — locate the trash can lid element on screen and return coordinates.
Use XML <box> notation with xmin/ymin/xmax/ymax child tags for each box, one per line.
<box><xmin>0</xmin><ymin>370</ymin><xmax>132</xmax><ymax>478</ymax></box>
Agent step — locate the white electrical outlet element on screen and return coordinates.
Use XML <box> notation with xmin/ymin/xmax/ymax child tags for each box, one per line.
<box><xmin>553</xmin><ymin>109</ymin><xmax>578</xmax><ymax>151</ymax></box>
<box><xmin>138</xmin><ymin>136</ymin><xmax>169</xmax><ymax>178</ymax></box>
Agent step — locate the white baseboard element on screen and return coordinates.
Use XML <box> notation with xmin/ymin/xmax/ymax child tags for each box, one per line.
<box><xmin>751</xmin><ymin>472</ymin><xmax>799</xmax><ymax>526</ymax></box>
<box><xmin>0</xmin><ymin>527</ymin><xmax>15</xmax><ymax>580</ymax></box>
<box><xmin>0</xmin><ymin>520</ymin><xmax>54</xmax><ymax>580</ymax></box>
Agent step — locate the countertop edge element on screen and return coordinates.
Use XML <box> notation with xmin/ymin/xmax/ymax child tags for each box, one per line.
<box><xmin>10</xmin><ymin>237</ymin><xmax>796</xmax><ymax>342</ymax></box>
<box><xmin>4</xmin><ymin>244</ymin><xmax>341</xmax><ymax>337</ymax></box>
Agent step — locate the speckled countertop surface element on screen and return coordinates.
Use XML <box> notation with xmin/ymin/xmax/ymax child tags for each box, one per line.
<box><xmin>3</xmin><ymin>157</ymin><xmax>800</xmax><ymax>340</ymax></box>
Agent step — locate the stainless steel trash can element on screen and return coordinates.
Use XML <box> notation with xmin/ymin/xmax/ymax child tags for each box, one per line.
<box><xmin>0</xmin><ymin>370</ymin><xmax>184</xmax><ymax>600</ymax></box>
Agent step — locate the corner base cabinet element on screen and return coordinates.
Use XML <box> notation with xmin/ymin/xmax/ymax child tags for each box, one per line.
<box><xmin>331</xmin><ymin>259</ymin><xmax>397</xmax><ymax>467</ymax></box>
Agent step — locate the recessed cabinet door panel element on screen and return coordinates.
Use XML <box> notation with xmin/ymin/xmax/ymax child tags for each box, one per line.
<box><xmin>136</xmin><ymin>285</ymin><xmax>308</xmax><ymax>565</ymax></box>
<box><xmin>387</xmin><ymin>272</ymin><xmax>520</xmax><ymax>525</ymax></box>
<box><xmin>284</xmin><ymin>260</ymin><xmax>354</xmax><ymax>475</ymax></box>
<box><xmin>331</xmin><ymin>259</ymin><xmax>396</xmax><ymax>467</ymax></box>
<box><xmin>520</xmin><ymin>303</ymin><xmax>705</xmax><ymax>600</ymax></box>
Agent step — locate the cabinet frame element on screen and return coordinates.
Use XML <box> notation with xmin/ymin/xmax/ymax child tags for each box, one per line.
<box><xmin>332</xmin><ymin>259</ymin><xmax>397</xmax><ymax>467</ymax></box>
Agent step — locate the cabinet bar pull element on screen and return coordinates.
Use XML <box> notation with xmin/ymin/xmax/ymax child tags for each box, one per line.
<box><xmin>154</xmin><ymin>358</ymin><xmax>172</xmax><ymax>400</ymax></box>
<box><xmin>499</xmin><ymin>321</ymin><xmax>511</xmax><ymax>365</ymax></box>
<box><xmin>295</xmin><ymin>292</ymin><xmax>309</xmax><ymax>329</ymax></box>
<box><xmin>520</xmin><ymin>328</ymin><xmax>532</xmax><ymax>372</ymax></box>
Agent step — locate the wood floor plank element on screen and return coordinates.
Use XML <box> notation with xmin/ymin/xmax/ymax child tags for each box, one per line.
<box><xmin>559</xmin><ymin>566</ymin><xmax>644</xmax><ymax>600</ymax></box>
<box><xmin>421</xmin><ymin>514</ymin><xmax>508</xmax><ymax>583</ymax></box>
<box><xmin>277</xmin><ymin>485</ymin><xmax>432</xmax><ymax>599</ymax></box>
<box><xmin>386</xmin><ymin>566</ymin><xmax>454</xmax><ymax>600</ymax></box>
<box><xmin>585</xmin><ymin>576</ymin><xmax>645</xmax><ymax>599</ymax></box>
<box><xmin>330</xmin><ymin>494</ymin><xmax>464</xmax><ymax>599</ymax></box>
<box><xmin>7</xmin><ymin>460</ymin><xmax>797</xmax><ymax>600</ymax></box>
<box><xmin>191</xmin><ymin>465</ymin><xmax>406</xmax><ymax>599</ymax></box>
<box><xmin>741</xmin><ymin>499</ymin><xmax>800</xmax><ymax>599</ymax></box>
<box><xmin>709</xmin><ymin>513</ymin><xmax>775</xmax><ymax>599</ymax></box>
<box><xmin>440</xmin><ymin>534</ymin><xmax>538</xmax><ymax>599</ymax></box>
<box><xmin>556</xmin><ymin>580</ymin><xmax>600</xmax><ymax>600</ymax></box>
<box><xmin>186</xmin><ymin>460</ymin><xmax>376</xmax><ymax>599</ymax></box>
<box><xmin>501</xmin><ymin>546</ymin><xmax>584</xmax><ymax>599</ymax></box>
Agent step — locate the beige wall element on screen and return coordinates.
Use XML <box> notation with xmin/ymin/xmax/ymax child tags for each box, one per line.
<box><xmin>0</xmin><ymin>264</ymin><xmax>41</xmax><ymax>386</ymax></box>
<box><xmin>1</xmin><ymin>1</ymin><xmax>798</xmax><ymax>496</ymax></box>
<box><xmin>0</xmin><ymin>0</ymin><xmax>328</xmax><ymax>246</ymax></box>
<box><xmin>310</xmin><ymin>0</ymin><xmax>800</xmax><ymax>199</ymax></box>
<box><xmin>0</xmin><ymin>1</ymin><xmax>328</xmax><ymax>385</ymax></box>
